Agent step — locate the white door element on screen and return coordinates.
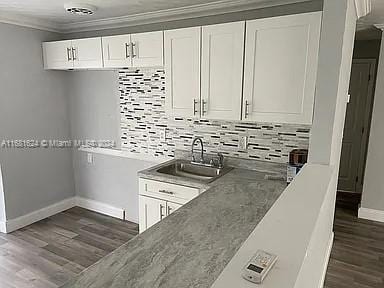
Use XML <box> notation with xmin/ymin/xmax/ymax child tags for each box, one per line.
<box><xmin>72</xmin><ymin>37</ymin><xmax>103</xmax><ymax>69</ymax></box>
<box><xmin>102</xmin><ymin>34</ymin><xmax>132</xmax><ymax>68</ymax></box>
<box><xmin>201</xmin><ymin>21</ymin><xmax>245</xmax><ymax>121</ymax></box>
<box><xmin>42</xmin><ymin>40</ymin><xmax>73</xmax><ymax>69</ymax></box>
<box><xmin>166</xmin><ymin>201</ymin><xmax>182</xmax><ymax>216</ymax></box>
<box><xmin>165</xmin><ymin>27</ymin><xmax>201</xmax><ymax>117</ymax></box>
<box><xmin>131</xmin><ymin>31</ymin><xmax>164</xmax><ymax>67</ymax></box>
<box><xmin>243</xmin><ymin>12</ymin><xmax>322</xmax><ymax>124</ymax></box>
<box><xmin>139</xmin><ymin>196</ymin><xmax>166</xmax><ymax>233</ymax></box>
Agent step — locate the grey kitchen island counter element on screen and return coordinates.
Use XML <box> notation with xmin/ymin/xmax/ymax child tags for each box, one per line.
<box><xmin>61</xmin><ymin>165</ymin><xmax>286</xmax><ymax>288</ymax></box>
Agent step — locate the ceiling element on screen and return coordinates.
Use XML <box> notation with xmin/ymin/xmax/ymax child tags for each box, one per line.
<box><xmin>0</xmin><ymin>0</ymin><xmax>232</xmax><ymax>25</ymax></box>
<box><xmin>0</xmin><ymin>0</ymin><xmax>313</xmax><ymax>32</ymax></box>
<box><xmin>1</xmin><ymin>0</ymin><xmax>384</xmax><ymax>34</ymax></box>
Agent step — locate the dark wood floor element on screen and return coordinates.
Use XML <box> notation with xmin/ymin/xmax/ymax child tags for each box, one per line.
<box><xmin>0</xmin><ymin>207</ymin><xmax>138</xmax><ymax>288</ymax></box>
<box><xmin>324</xmin><ymin>208</ymin><xmax>384</xmax><ymax>288</ymax></box>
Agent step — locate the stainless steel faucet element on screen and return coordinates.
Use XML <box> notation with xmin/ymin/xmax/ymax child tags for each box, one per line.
<box><xmin>191</xmin><ymin>137</ymin><xmax>204</xmax><ymax>163</ymax></box>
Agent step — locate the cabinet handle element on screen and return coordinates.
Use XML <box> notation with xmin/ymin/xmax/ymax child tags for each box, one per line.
<box><xmin>131</xmin><ymin>42</ymin><xmax>137</xmax><ymax>58</ymax></box>
<box><xmin>67</xmin><ymin>48</ymin><xmax>72</xmax><ymax>61</ymax></box>
<box><xmin>72</xmin><ymin>47</ymin><xmax>77</xmax><ymax>61</ymax></box>
<box><xmin>193</xmin><ymin>99</ymin><xmax>199</xmax><ymax>116</ymax></box>
<box><xmin>125</xmin><ymin>43</ymin><xmax>131</xmax><ymax>58</ymax></box>
<box><xmin>159</xmin><ymin>189</ymin><xmax>174</xmax><ymax>195</ymax></box>
<box><xmin>167</xmin><ymin>205</ymin><xmax>172</xmax><ymax>215</ymax></box>
<box><xmin>160</xmin><ymin>204</ymin><xmax>165</xmax><ymax>220</ymax></box>
<box><xmin>201</xmin><ymin>100</ymin><xmax>208</xmax><ymax>116</ymax></box>
<box><xmin>244</xmin><ymin>100</ymin><xmax>250</xmax><ymax>119</ymax></box>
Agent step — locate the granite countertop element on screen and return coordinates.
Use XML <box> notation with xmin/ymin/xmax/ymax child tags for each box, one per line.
<box><xmin>62</xmin><ymin>160</ymin><xmax>287</xmax><ymax>288</ymax></box>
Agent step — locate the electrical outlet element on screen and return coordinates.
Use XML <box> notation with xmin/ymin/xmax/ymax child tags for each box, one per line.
<box><xmin>160</xmin><ymin>128</ymin><xmax>167</xmax><ymax>142</ymax></box>
<box><xmin>87</xmin><ymin>153</ymin><xmax>93</xmax><ymax>164</ymax></box>
<box><xmin>239</xmin><ymin>136</ymin><xmax>248</xmax><ymax>151</ymax></box>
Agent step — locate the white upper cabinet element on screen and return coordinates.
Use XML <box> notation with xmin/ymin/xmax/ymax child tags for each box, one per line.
<box><xmin>102</xmin><ymin>31</ymin><xmax>163</xmax><ymax>68</ymax></box>
<box><xmin>131</xmin><ymin>31</ymin><xmax>164</xmax><ymax>67</ymax></box>
<box><xmin>72</xmin><ymin>37</ymin><xmax>103</xmax><ymax>69</ymax></box>
<box><xmin>243</xmin><ymin>12</ymin><xmax>322</xmax><ymax>124</ymax></box>
<box><xmin>102</xmin><ymin>34</ymin><xmax>131</xmax><ymax>68</ymax></box>
<box><xmin>165</xmin><ymin>27</ymin><xmax>201</xmax><ymax>117</ymax></box>
<box><xmin>43</xmin><ymin>40</ymin><xmax>74</xmax><ymax>70</ymax></box>
<box><xmin>43</xmin><ymin>38</ymin><xmax>103</xmax><ymax>70</ymax></box>
<box><xmin>201</xmin><ymin>21</ymin><xmax>245</xmax><ymax>121</ymax></box>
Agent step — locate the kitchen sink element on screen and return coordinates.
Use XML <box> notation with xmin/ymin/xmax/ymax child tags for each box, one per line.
<box><xmin>156</xmin><ymin>160</ymin><xmax>233</xmax><ymax>183</ymax></box>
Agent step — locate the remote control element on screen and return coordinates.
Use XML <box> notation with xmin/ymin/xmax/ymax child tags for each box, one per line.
<box><xmin>242</xmin><ymin>250</ymin><xmax>277</xmax><ymax>284</ymax></box>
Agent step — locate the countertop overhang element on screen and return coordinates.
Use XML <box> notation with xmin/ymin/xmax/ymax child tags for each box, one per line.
<box><xmin>61</xmin><ymin>161</ymin><xmax>287</xmax><ymax>288</ymax></box>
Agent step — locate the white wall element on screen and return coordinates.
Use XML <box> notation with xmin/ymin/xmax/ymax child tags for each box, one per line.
<box><xmin>67</xmin><ymin>71</ymin><xmax>121</xmax><ymax>146</ymax></box>
<box><xmin>73</xmin><ymin>151</ymin><xmax>155</xmax><ymax>223</ymax></box>
<box><xmin>67</xmin><ymin>71</ymin><xmax>155</xmax><ymax>222</ymax></box>
<box><xmin>361</xmin><ymin>32</ymin><xmax>384</xmax><ymax>212</ymax></box>
<box><xmin>0</xmin><ymin>23</ymin><xmax>75</xmax><ymax>220</ymax></box>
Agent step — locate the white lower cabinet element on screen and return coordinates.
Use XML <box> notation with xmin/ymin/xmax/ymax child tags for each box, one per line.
<box><xmin>139</xmin><ymin>196</ymin><xmax>167</xmax><ymax>233</ymax></box>
<box><xmin>139</xmin><ymin>178</ymin><xmax>200</xmax><ymax>233</ymax></box>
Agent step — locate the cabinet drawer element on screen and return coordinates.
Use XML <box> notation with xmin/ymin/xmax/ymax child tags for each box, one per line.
<box><xmin>139</xmin><ymin>178</ymin><xmax>200</xmax><ymax>204</ymax></box>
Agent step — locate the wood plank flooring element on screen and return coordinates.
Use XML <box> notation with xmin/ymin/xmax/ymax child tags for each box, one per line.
<box><xmin>0</xmin><ymin>207</ymin><xmax>138</xmax><ymax>288</ymax></box>
<box><xmin>324</xmin><ymin>208</ymin><xmax>384</xmax><ymax>288</ymax></box>
<box><xmin>0</xmin><ymin>206</ymin><xmax>382</xmax><ymax>287</ymax></box>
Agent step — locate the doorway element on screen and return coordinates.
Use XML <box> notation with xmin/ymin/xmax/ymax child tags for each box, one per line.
<box><xmin>337</xmin><ymin>59</ymin><xmax>376</xmax><ymax>203</ymax></box>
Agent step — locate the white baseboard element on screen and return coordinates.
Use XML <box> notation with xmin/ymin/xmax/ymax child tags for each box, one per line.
<box><xmin>5</xmin><ymin>197</ymin><xmax>76</xmax><ymax>233</ymax></box>
<box><xmin>3</xmin><ymin>197</ymin><xmax>129</xmax><ymax>233</ymax></box>
<box><xmin>75</xmin><ymin>197</ymin><xmax>125</xmax><ymax>220</ymax></box>
<box><xmin>0</xmin><ymin>221</ymin><xmax>6</xmax><ymax>233</ymax></box>
<box><xmin>319</xmin><ymin>232</ymin><xmax>334</xmax><ymax>288</ymax></box>
<box><xmin>358</xmin><ymin>207</ymin><xmax>384</xmax><ymax>222</ymax></box>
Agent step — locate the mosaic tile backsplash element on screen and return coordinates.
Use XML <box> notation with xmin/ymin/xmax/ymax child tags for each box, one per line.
<box><xmin>119</xmin><ymin>68</ymin><xmax>311</xmax><ymax>163</ymax></box>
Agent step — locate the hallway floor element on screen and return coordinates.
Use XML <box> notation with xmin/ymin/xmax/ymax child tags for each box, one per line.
<box><xmin>324</xmin><ymin>208</ymin><xmax>384</xmax><ymax>288</ymax></box>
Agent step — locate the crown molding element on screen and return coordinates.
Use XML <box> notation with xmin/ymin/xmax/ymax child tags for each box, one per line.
<box><xmin>374</xmin><ymin>24</ymin><xmax>384</xmax><ymax>31</ymax></box>
<box><xmin>0</xmin><ymin>11</ymin><xmax>61</xmax><ymax>32</ymax></box>
<box><xmin>0</xmin><ymin>0</ymin><xmax>316</xmax><ymax>34</ymax></box>
<box><xmin>354</xmin><ymin>0</ymin><xmax>372</xmax><ymax>19</ymax></box>
<box><xmin>60</xmin><ymin>0</ymin><xmax>313</xmax><ymax>33</ymax></box>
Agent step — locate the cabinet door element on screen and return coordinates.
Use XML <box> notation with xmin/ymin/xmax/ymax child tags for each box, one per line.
<box><xmin>102</xmin><ymin>34</ymin><xmax>132</xmax><ymax>68</ymax></box>
<box><xmin>166</xmin><ymin>201</ymin><xmax>182</xmax><ymax>216</ymax></box>
<box><xmin>42</xmin><ymin>40</ymin><xmax>73</xmax><ymax>70</ymax></box>
<box><xmin>164</xmin><ymin>27</ymin><xmax>201</xmax><ymax>117</ymax></box>
<box><xmin>72</xmin><ymin>37</ymin><xmax>103</xmax><ymax>69</ymax></box>
<box><xmin>243</xmin><ymin>12</ymin><xmax>322</xmax><ymax>124</ymax></box>
<box><xmin>131</xmin><ymin>31</ymin><xmax>164</xmax><ymax>67</ymax></box>
<box><xmin>201</xmin><ymin>22</ymin><xmax>245</xmax><ymax>121</ymax></box>
<box><xmin>139</xmin><ymin>196</ymin><xmax>166</xmax><ymax>233</ymax></box>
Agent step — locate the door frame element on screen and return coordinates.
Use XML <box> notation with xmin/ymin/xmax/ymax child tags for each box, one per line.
<box><xmin>342</xmin><ymin>58</ymin><xmax>377</xmax><ymax>193</ymax></box>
